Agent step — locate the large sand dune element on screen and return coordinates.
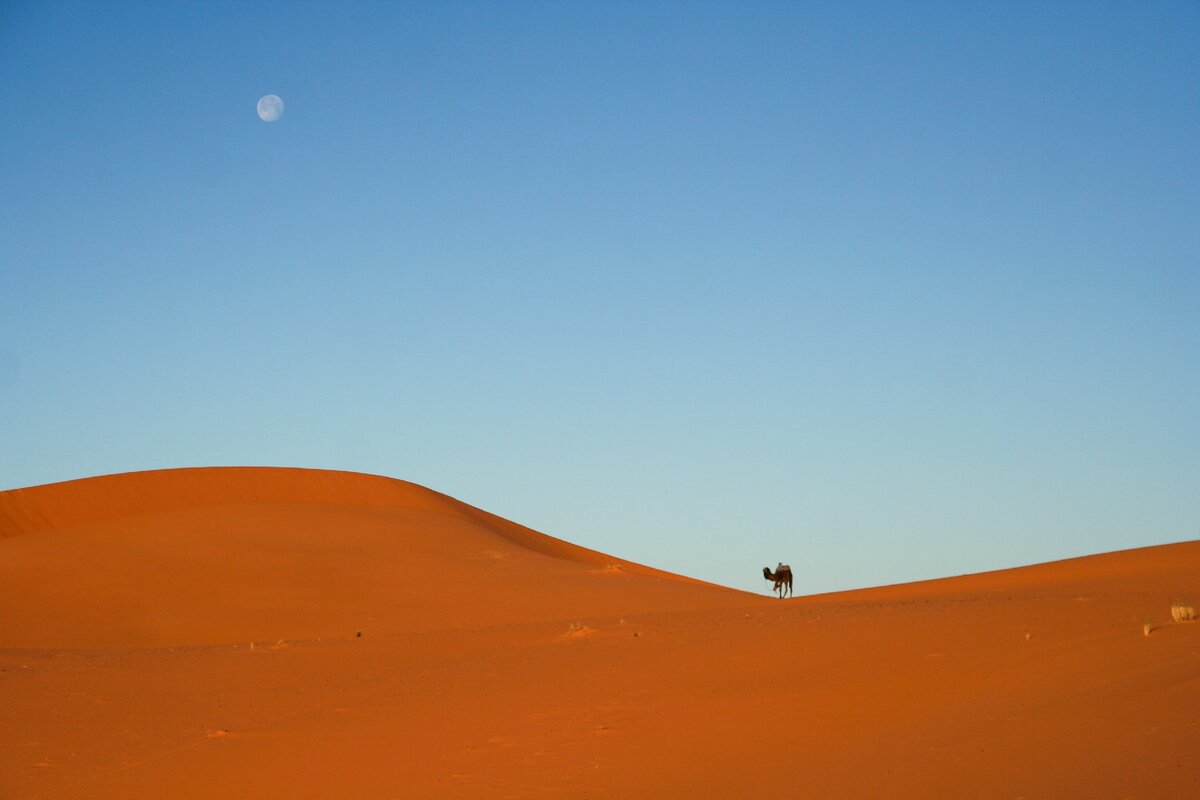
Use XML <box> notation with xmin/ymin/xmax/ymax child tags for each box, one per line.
<box><xmin>1</xmin><ymin>468</ymin><xmax>1196</xmax><ymax>798</ymax></box>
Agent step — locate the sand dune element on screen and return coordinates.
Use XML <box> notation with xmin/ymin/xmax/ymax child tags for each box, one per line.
<box><xmin>1</xmin><ymin>468</ymin><xmax>1196</xmax><ymax>798</ymax></box>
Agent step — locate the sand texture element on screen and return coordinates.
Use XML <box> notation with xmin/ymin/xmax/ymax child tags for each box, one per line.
<box><xmin>1</xmin><ymin>467</ymin><xmax>1197</xmax><ymax>798</ymax></box>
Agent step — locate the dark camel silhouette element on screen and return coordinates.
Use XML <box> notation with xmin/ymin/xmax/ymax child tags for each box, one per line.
<box><xmin>762</xmin><ymin>563</ymin><xmax>793</xmax><ymax>598</ymax></box>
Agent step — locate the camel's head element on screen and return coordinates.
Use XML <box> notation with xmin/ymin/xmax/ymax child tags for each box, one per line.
<box><xmin>762</xmin><ymin>566</ymin><xmax>772</xmax><ymax>579</ymax></box>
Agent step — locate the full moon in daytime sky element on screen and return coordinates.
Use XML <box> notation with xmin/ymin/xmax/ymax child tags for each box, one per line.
<box><xmin>256</xmin><ymin>94</ymin><xmax>284</xmax><ymax>122</ymax></box>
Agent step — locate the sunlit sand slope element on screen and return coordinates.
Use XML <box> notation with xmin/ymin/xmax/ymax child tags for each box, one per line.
<box><xmin>0</xmin><ymin>468</ymin><xmax>730</xmax><ymax>649</ymax></box>
<box><xmin>1</xmin><ymin>468</ymin><xmax>1196</xmax><ymax>799</ymax></box>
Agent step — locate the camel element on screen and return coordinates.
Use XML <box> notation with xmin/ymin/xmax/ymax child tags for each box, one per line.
<box><xmin>762</xmin><ymin>563</ymin><xmax>793</xmax><ymax>598</ymax></box>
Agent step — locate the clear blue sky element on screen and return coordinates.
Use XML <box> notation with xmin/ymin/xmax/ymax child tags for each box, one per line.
<box><xmin>2</xmin><ymin>1</ymin><xmax>1197</xmax><ymax>595</ymax></box>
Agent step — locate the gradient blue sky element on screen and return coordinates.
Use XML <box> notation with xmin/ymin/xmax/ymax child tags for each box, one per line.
<box><xmin>2</xmin><ymin>1</ymin><xmax>1197</xmax><ymax>594</ymax></box>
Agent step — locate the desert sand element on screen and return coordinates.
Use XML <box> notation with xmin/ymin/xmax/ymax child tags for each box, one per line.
<box><xmin>1</xmin><ymin>467</ymin><xmax>1196</xmax><ymax>798</ymax></box>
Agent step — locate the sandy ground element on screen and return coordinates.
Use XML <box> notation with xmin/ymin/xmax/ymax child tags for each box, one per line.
<box><xmin>1</xmin><ymin>467</ymin><xmax>1197</xmax><ymax>798</ymax></box>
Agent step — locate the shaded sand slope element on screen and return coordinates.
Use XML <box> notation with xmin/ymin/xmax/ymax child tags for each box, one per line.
<box><xmin>2</xmin><ymin>468</ymin><xmax>1197</xmax><ymax>799</ymax></box>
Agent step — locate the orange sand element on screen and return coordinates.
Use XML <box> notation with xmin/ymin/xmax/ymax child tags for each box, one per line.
<box><xmin>1</xmin><ymin>467</ymin><xmax>1196</xmax><ymax>798</ymax></box>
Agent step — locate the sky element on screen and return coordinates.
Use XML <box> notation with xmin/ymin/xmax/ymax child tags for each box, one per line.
<box><xmin>1</xmin><ymin>1</ymin><xmax>1197</xmax><ymax>595</ymax></box>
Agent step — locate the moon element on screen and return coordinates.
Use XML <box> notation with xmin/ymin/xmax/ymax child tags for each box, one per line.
<box><xmin>256</xmin><ymin>95</ymin><xmax>284</xmax><ymax>122</ymax></box>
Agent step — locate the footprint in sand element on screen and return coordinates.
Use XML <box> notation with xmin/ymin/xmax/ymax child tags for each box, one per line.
<box><xmin>562</xmin><ymin>623</ymin><xmax>597</xmax><ymax>639</ymax></box>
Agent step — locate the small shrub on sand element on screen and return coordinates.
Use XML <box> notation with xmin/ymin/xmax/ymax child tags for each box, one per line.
<box><xmin>1143</xmin><ymin>618</ymin><xmax>1154</xmax><ymax>637</ymax></box>
<box><xmin>1171</xmin><ymin>601</ymin><xmax>1195</xmax><ymax>623</ymax></box>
